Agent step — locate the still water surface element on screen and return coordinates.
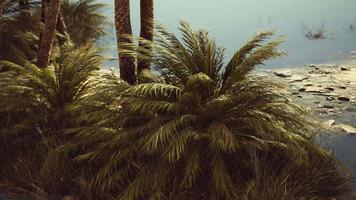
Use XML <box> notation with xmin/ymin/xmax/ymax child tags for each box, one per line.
<box><xmin>99</xmin><ymin>0</ymin><xmax>356</xmax><ymax>67</ymax></box>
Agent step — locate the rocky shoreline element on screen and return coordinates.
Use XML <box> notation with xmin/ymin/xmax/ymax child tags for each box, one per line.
<box><xmin>261</xmin><ymin>61</ymin><xmax>356</xmax><ymax>198</ymax></box>
<box><xmin>261</xmin><ymin>60</ymin><xmax>356</xmax><ymax>135</ymax></box>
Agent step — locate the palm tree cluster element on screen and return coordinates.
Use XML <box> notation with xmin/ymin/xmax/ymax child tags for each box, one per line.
<box><xmin>0</xmin><ymin>0</ymin><xmax>107</xmax><ymax>67</ymax></box>
<box><xmin>0</xmin><ymin>44</ymin><xmax>103</xmax><ymax>200</ymax></box>
<box><xmin>0</xmin><ymin>0</ymin><xmax>42</xmax><ymax>65</ymax></box>
<box><xmin>1</xmin><ymin>20</ymin><xmax>350</xmax><ymax>200</ymax></box>
<box><xmin>60</xmin><ymin>0</ymin><xmax>107</xmax><ymax>46</ymax></box>
<box><xmin>66</xmin><ymin>22</ymin><xmax>349</xmax><ymax>200</ymax></box>
<box><xmin>0</xmin><ymin>0</ymin><xmax>352</xmax><ymax>199</ymax></box>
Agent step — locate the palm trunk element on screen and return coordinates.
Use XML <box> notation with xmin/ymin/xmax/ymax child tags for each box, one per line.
<box><xmin>0</xmin><ymin>0</ymin><xmax>8</xmax><ymax>29</ymax></box>
<box><xmin>37</xmin><ymin>0</ymin><xmax>61</xmax><ymax>68</ymax></box>
<box><xmin>18</xmin><ymin>0</ymin><xmax>31</xmax><ymax>17</ymax></box>
<box><xmin>115</xmin><ymin>0</ymin><xmax>136</xmax><ymax>84</ymax></box>
<box><xmin>138</xmin><ymin>0</ymin><xmax>154</xmax><ymax>73</ymax></box>
<box><xmin>41</xmin><ymin>0</ymin><xmax>49</xmax><ymax>23</ymax></box>
<box><xmin>0</xmin><ymin>3</ymin><xmax>3</xmax><ymax>20</ymax></box>
<box><xmin>18</xmin><ymin>0</ymin><xmax>29</xmax><ymax>10</ymax></box>
<box><xmin>56</xmin><ymin>10</ymin><xmax>70</xmax><ymax>45</ymax></box>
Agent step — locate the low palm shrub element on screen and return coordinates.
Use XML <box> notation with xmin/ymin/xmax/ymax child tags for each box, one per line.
<box><xmin>0</xmin><ymin>45</ymin><xmax>102</xmax><ymax>200</ymax></box>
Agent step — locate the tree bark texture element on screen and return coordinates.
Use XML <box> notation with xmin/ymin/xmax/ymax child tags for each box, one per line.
<box><xmin>138</xmin><ymin>0</ymin><xmax>154</xmax><ymax>73</ymax></box>
<box><xmin>37</xmin><ymin>0</ymin><xmax>61</xmax><ymax>68</ymax></box>
<box><xmin>115</xmin><ymin>0</ymin><xmax>136</xmax><ymax>84</ymax></box>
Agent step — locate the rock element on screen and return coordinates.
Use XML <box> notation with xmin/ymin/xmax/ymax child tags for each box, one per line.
<box><xmin>291</xmin><ymin>92</ymin><xmax>299</xmax><ymax>95</ymax></box>
<box><xmin>289</xmin><ymin>75</ymin><xmax>309</xmax><ymax>82</ymax></box>
<box><xmin>340</xmin><ymin>66</ymin><xmax>351</xmax><ymax>71</ymax></box>
<box><xmin>297</xmin><ymin>95</ymin><xmax>303</xmax><ymax>98</ymax></box>
<box><xmin>273</xmin><ymin>71</ymin><xmax>292</xmax><ymax>78</ymax></box>
<box><xmin>339</xmin><ymin>86</ymin><xmax>347</xmax><ymax>89</ymax></box>
<box><xmin>317</xmin><ymin>104</ymin><xmax>334</xmax><ymax>109</ymax></box>
<box><xmin>304</xmin><ymin>86</ymin><xmax>326</xmax><ymax>93</ymax></box>
<box><xmin>325</xmin><ymin>87</ymin><xmax>334</xmax><ymax>91</ymax></box>
<box><xmin>304</xmin><ymin>83</ymin><xmax>313</xmax><ymax>87</ymax></box>
<box><xmin>314</xmin><ymin>101</ymin><xmax>320</xmax><ymax>104</ymax></box>
<box><xmin>328</xmin><ymin>109</ymin><xmax>336</xmax><ymax>113</ymax></box>
<box><xmin>299</xmin><ymin>88</ymin><xmax>306</xmax><ymax>92</ymax></box>
<box><xmin>326</xmin><ymin>96</ymin><xmax>335</xmax><ymax>101</ymax></box>
<box><xmin>317</xmin><ymin>108</ymin><xmax>330</xmax><ymax>114</ymax></box>
<box><xmin>322</xmin><ymin>119</ymin><xmax>336</xmax><ymax>128</ymax></box>
<box><xmin>334</xmin><ymin>124</ymin><xmax>356</xmax><ymax>134</ymax></box>
<box><xmin>316</xmin><ymin>93</ymin><xmax>337</xmax><ymax>97</ymax></box>
<box><xmin>309</xmin><ymin>68</ymin><xmax>332</xmax><ymax>74</ymax></box>
<box><xmin>338</xmin><ymin>97</ymin><xmax>350</xmax><ymax>102</ymax></box>
<box><xmin>309</xmin><ymin>64</ymin><xmax>320</xmax><ymax>70</ymax></box>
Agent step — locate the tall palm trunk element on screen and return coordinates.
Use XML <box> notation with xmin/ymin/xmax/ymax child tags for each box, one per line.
<box><xmin>0</xmin><ymin>2</ymin><xmax>3</xmax><ymax>20</ymax></box>
<box><xmin>0</xmin><ymin>0</ymin><xmax>10</xmax><ymax>19</ymax></box>
<box><xmin>41</xmin><ymin>0</ymin><xmax>49</xmax><ymax>23</ymax></box>
<box><xmin>41</xmin><ymin>0</ymin><xmax>69</xmax><ymax>45</ymax></box>
<box><xmin>56</xmin><ymin>10</ymin><xmax>70</xmax><ymax>45</ymax></box>
<box><xmin>37</xmin><ymin>0</ymin><xmax>61</xmax><ymax>68</ymax></box>
<box><xmin>18</xmin><ymin>0</ymin><xmax>29</xmax><ymax>10</ymax></box>
<box><xmin>0</xmin><ymin>2</ymin><xmax>4</xmax><ymax>38</ymax></box>
<box><xmin>115</xmin><ymin>0</ymin><xmax>136</xmax><ymax>84</ymax></box>
<box><xmin>138</xmin><ymin>0</ymin><xmax>154</xmax><ymax>73</ymax></box>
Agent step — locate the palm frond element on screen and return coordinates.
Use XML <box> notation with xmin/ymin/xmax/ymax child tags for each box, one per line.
<box><xmin>61</xmin><ymin>22</ymin><xmax>350</xmax><ymax>199</ymax></box>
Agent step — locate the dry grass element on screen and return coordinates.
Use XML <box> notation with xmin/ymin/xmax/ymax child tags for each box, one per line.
<box><xmin>301</xmin><ymin>22</ymin><xmax>331</xmax><ymax>40</ymax></box>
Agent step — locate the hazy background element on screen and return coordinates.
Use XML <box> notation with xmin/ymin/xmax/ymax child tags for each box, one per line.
<box><xmin>99</xmin><ymin>0</ymin><xmax>356</xmax><ymax>68</ymax></box>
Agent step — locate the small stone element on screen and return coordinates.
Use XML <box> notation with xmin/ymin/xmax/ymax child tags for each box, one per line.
<box><xmin>325</xmin><ymin>87</ymin><xmax>335</xmax><ymax>91</ymax></box>
<box><xmin>314</xmin><ymin>101</ymin><xmax>320</xmax><ymax>104</ymax></box>
<box><xmin>317</xmin><ymin>108</ymin><xmax>329</xmax><ymax>114</ymax></box>
<box><xmin>290</xmin><ymin>75</ymin><xmax>309</xmax><ymax>82</ymax></box>
<box><xmin>334</xmin><ymin>124</ymin><xmax>356</xmax><ymax>134</ymax></box>
<box><xmin>291</xmin><ymin>92</ymin><xmax>299</xmax><ymax>95</ymax></box>
<box><xmin>340</xmin><ymin>66</ymin><xmax>351</xmax><ymax>71</ymax></box>
<box><xmin>328</xmin><ymin>109</ymin><xmax>335</xmax><ymax>113</ymax></box>
<box><xmin>322</xmin><ymin>119</ymin><xmax>336</xmax><ymax>128</ymax></box>
<box><xmin>304</xmin><ymin>86</ymin><xmax>326</xmax><ymax>93</ymax></box>
<box><xmin>299</xmin><ymin>88</ymin><xmax>306</xmax><ymax>92</ymax></box>
<box><xmin>339</xmin><ymin>86</ymin><xmax>347</xmax><ymax>89</ymax></box>
<box><xmin>317</xmin><ymin>104</ymin><xmax>334</xmax><ymax>109</ymax></box>
<box><xmin>273</xmin><ymin>71</ymin><xmax>292</xmax><ymax>78</ymax></box>
<box><xmin>338</xmin><ymin>97</ymin><xmax>350</xmax><ymax>102</ymax></box>
<box><xmin>326</xmin><ymin>96</ymin><xmax>335</xmax><ymax>101</ymax></box>
<box><xmin>297</xmin><ymin>95</ymin><xmax>303</xmax><ymax>98</ymax></box>
<box><xmin>316</xmin><ymin>93</ymin><xmax>337</xmax><ymax>97</ymax></box>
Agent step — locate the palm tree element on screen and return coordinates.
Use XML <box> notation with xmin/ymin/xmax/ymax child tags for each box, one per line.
<box><xmin>60</xmin><ymin>0</ymin><xmax>107</xmax><ymax>46</ymax></box>
<box><xmin>0</xmin><ymin>0</ymin><xmax>7</xmax><ymax>18</ymax></box>
<box><xmin>137</xmin><ymin>0</ymin><xmax>154</xmax><ymax>73</ymax></box>
<box><xmin>0</xmin><ymin>0</ymin><xmax>107</xmax><ymax>67</ymax></box>
<box><xmin>115</xmin><ymin>0</ymin><xmax>136</xmax><ymax>84</ymax></box>
<box><xmin>69</xmin><ymin>21</ymin><xmax>349</xmax><ymax>199</ymax></box>
<box><xmin>56</xmin><ymin>10</ymin><xmax>70</xmax><ymax>45</ymax></box>
<box><xmin>0</xmin><ymin>5</ymin><xmax>42</xmax><ymax>65</ymax></box>
<box><xmin>37</xmin><ymin>0</ymin><xmax>61</xmax><ymax>68</ymax></box>
<box><xmin>0</xmin><ymin>45</ymin><xmax>103</xmax><ymax>200</ymax></box>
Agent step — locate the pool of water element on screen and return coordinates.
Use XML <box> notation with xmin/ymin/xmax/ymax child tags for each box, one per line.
<box><xmin>98</xmin><ymin>0</ymin><xmax>356</xmax><ymax>68</ymax></box>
